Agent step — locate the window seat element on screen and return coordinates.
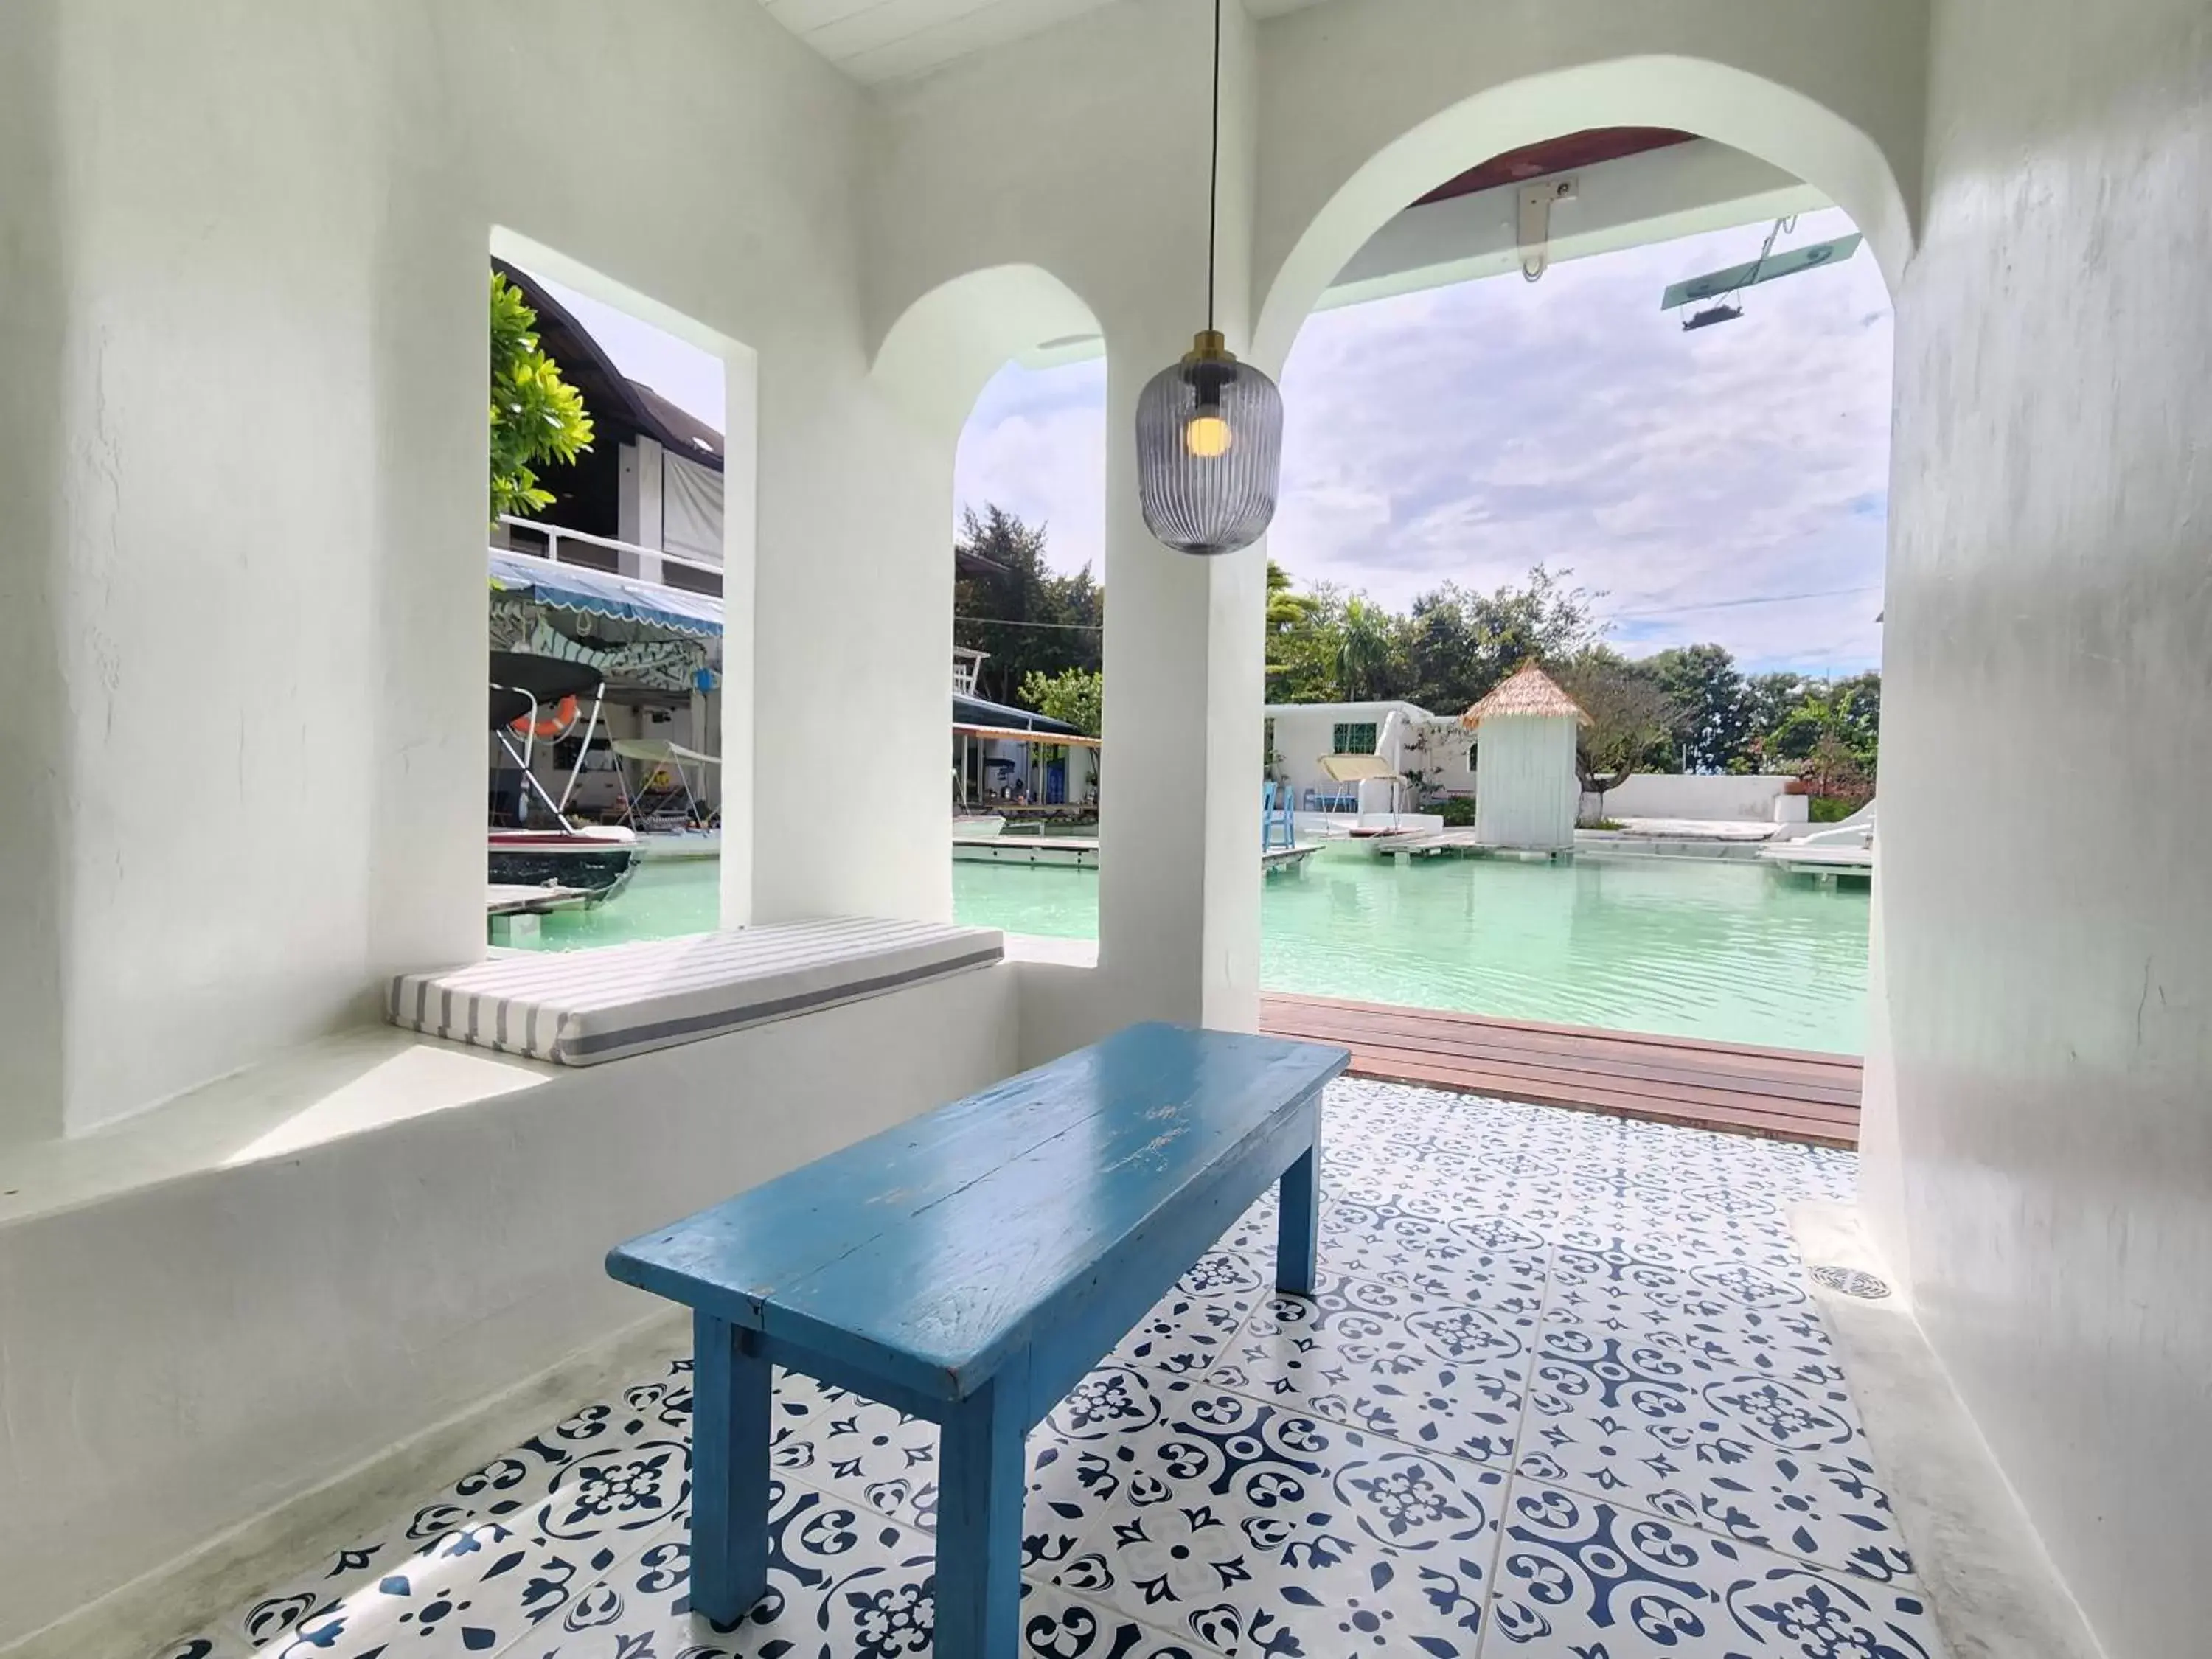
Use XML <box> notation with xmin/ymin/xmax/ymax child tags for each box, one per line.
<box><xmin>385</xmin><ymin>918</ymin><xmax>1005</xmax><ymax>1065</ymax></box>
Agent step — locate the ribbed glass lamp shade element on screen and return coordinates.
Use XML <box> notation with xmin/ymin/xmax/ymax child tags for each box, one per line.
<box><xmin>1135</xmin><ymin>333</ymin><xmax>1284</xmax><ymax>557</ymax></box>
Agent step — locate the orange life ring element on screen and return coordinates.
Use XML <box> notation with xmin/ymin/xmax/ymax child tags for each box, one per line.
<box><xmin>509</xmin><ymin>694</ymin><xmax>579</xmax><ymax>740</ymax></box>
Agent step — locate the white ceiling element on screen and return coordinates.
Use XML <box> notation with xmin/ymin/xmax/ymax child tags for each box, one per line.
<box><xmin>759</xmin><ymin>0</ymin><xmax>1331</xmax><ymax>86</ymax></box>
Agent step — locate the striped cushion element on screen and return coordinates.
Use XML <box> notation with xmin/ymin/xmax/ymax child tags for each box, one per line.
<box><xmin>387</xmin><ymin>919</ymin><xmax>1004</xmax><ymax>1066</ymax></box>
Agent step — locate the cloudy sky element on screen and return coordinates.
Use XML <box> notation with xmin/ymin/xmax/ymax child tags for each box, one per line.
<box><xmin>954</xmin><ymin>206</ymin><xmax>1893</xmax><ymax>675</ymax></box>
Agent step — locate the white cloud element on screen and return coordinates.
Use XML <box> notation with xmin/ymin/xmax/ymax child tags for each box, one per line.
<box><xmin>953</xmin><ymin>207</ymin><xmax>1893</xmax><ymax>675</ymax></box>
<box><xmin>954</xmin><ymin>358</ymin><xmax>1108</xmax><ymax>575</ymax></box>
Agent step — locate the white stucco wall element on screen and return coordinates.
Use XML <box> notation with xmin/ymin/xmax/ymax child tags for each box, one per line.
<box><xmin>0</xmin><ymin>5</ymin><xmax>980</xmax><ymax>1630</ymax></box>
<box><xmin>0</xmin><ymin>0</ymin><xmax>959</xmax><ymax>1144</ymax></box>
<box><xmin>1582</xmin><ymin>772</ymin><xmax>1799</xmax><ymax>822</ymax></box>
<box><xmin>1473</xmin><ymin>715</ymin><xmax>1580</xmax><ymax>850</ymax></box>
<box><xmin>871</xmin><ymin>0</ymin><xmax>1925</xmax><ymax>1048</ymax></box>
<box><xmin>0</xmin><ymin>969</ymin><xmax>1018</xmax><ymax>1648</ymax></box>
<box><xmin>1869</xmin><ymin>2</ymin><xmax>2211</xmax><ymax>1655</ymax></box>
<box><xmin>1266</xmin><ymin>700</ymin><xmax>1420</xmax><ymax>803</ymax></box>
<box><xmin>35</xmin><ymin>0</ymin><xmax>2174</xmax><ymax>1648</ymax></box>
<box><xmin>872</xmin><ymin>0</ymin><xmax>1269</xmax><ymax>1037</ymax></box>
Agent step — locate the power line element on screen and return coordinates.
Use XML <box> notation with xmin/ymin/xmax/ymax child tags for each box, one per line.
<box><xmin>960</xmin><ymin>585</ymin><xmax>1877</xmax><ymax>632</ymax></box>
<box><xmin>1610</xmin><ymin>583</ymin><xmax>1878</xmax><ymax>622</ymax></box>
<box><xmin>955</xmin><ymin>614</ymin><xmax>1105</xmax><ymax>631</ymax></box>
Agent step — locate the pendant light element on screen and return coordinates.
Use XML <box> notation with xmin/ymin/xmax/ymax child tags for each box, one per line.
<box><xmin>1135</xmin><ymin>0</ymin><xmax>1283</xmax><ymax>557</ymax></box>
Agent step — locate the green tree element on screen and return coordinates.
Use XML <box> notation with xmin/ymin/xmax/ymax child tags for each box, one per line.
<box><xmin>1018</xmin><ymin>667</ymin><xmax>1103</xmax><ymax>737</ymax></box>
<box><xmin>1745</xmin><ymin>671</ymin><xmax>1815</xmax><ymax>751</ymax></box>
<box><xmin>1648</xmin><ymin>643</ymin><xmax>1755</xmax><ymax>772</ymax></box>
<box><xmin>953</xmin><ymin>506</ymin><xmax>1102</xmax><ymax>703</ymax></box>
<box><xmin>1830</xmin><ymin>671</ymin><xmax>1882</xmax><ymax>759</ymax></box>
<box><xmin>1335</xmin><ymin>596</ymin><xmax>1401</xmax><ymax>701</ymax></box>
<box><xmin>1765</xmin><ymin>672</ymin><xmax>1882</xmax><ymax>782</ymax></box>
<box><xmin>1803</xmin><ymin>728</ymin><xmax>1874</xmax><ymax>803</ymax></box>
<box><xmin>1556</xmin><ymin>649</ymin><xmax>1674</xmax><ymax>817</ymax></box>
<box><xmin>1400</xmin><ymin>566</ymin><xmax>1602</xmax><ymax>714</ymax></box>
<box><xmin>489</xmin><ymin>271</ymin><xmax>593</xmax><ymax>521</ymax></box>
<box><xmin>1265</xmin><ymin>563</ymin><xmax>1348</xmax><ymax>702</ymax></box>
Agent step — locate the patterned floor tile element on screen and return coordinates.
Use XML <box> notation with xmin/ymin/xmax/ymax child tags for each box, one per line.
<box><xmin>1030</xmin><ymin>1380</ymin><xmax>1505</xmax><ymax>1658</ymax></box>
<box><xmin>263</xmin><ymin>1517</ymin><xmax>661</xmax><ymax>1658</ymax></box>
<box><xmin>1481</xmin><ymin>1483</ymin><xmax>1945</xmax><ymax>1658</ymax></box>
<box><xmin>1208</xmin><ymin>1276</ymin><xmax>1534</xmax><ymax>1467</ymax></box>
<box><xmin>535</xmin><ymin>1482</ymin><xmax>1217</xmax><ymax>1658</ymax></box>
<box><xmin>1315</xmin><ymin>1205</ymin><xmax>1548</xmax><ymax>1312</ymax></box>
<box><xmin>1107</xmin><ymin>1251</ymin><xmax>1273</xmax><ymax>1381</ymax></box>
<box><xmin>1517</xmin><ymin>1320</ymin><xmax>1910</xmax><ymax>1581</ymax></box>
<box><xmin>218</xmin><ymin>1499</ymin><xmax>476</xmax><ymax>1651</ymax></box>
<box><xmin>151</xmin><ymin>1637</ymin><xmax>251</xmax><ymax>1659</ymax></box>
<box><xmin>1552</xmin><ymin>1281</ymin><xmax>1849</xmax><ymax>1399</ymax></box>
<box><xmin>212</xmin><ymin>1371</ymin><xmax>696</xmax><ymax>1652</ymax></box>
<box><xmin>262</xmin><ymin>1419</ymin><xmax>695</xmax><ymax>1657</ymax></box>
<box><xmin>150</xmin><ymin>1080</ymin><xmax>1927</xmax><ymax>1659</ymax></box>
<box><xmin>769</xmin><ymin>1377</ymin><xmax>942</xmax><ymax>1536</ymax></box>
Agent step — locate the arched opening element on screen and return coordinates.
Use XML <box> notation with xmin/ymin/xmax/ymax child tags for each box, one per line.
<box><xmin>870</xmin><ymin>266</ymin><xmax>1110</xmax><ymax>937</ymax></box>
<box><xmin>1253</xmin><ymin>55</ymin><xmax>1913</xmax><ymax>373</ymax></box>
<box><xmin>1242</xmin><ymin>66</ymin><xmax>1908</xmax><ymax>1091</ymax></box>
<box><xmin>872</xmin><ymin>264</ymin><xmax>1103</xmax><ymax>436</ymax></box>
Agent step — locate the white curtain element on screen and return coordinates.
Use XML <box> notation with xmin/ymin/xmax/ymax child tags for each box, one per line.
<box><xmin>663</xmin><ymin>451</ymin><xmax>724</xmax><ymax>566</ymax></box>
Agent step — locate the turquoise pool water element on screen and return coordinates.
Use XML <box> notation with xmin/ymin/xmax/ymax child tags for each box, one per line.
<box><xmin>512</xmin><ymin>845</ymin><xmax>1869</xmax><ymax>1054</ymax></box>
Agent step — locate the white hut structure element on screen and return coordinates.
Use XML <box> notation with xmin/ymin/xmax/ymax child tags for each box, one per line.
<box><xmin>1462</xmin><ymin>663</ymin><xmax>1590</xmax><ymax>853</ymax></box>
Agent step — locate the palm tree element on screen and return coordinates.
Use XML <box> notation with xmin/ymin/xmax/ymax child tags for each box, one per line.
<box><xmin>1335</xmin><ymin>597</ymin><xmax>1395</xmax><ymax>701</ymax></box>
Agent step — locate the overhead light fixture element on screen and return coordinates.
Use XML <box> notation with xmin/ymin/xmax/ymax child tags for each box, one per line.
<box><xmin>1134</xmin><ymin>0</ymin><xmax>1282</xmax><ymax>557</ymax></box>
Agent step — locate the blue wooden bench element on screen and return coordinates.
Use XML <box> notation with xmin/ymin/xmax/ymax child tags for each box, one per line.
<box><xmin>605</xmin><ymin>1021</ymin><xmax>1348</xmax><ymax>1654</ymax></box>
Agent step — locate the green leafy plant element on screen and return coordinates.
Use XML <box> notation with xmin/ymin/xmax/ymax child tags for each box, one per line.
<box><xmin>1334</xmin><ymin>597</ymin><xmax>1400</xmax><ymax>702</ymax></box>
<box><xmin>1018</xmin><ymin>667</ymin><xmax>1103</xmax><ymax>738</ymax></box>
<box><xmin>956</xmin><ymin>507</ymin><xmax>1102</xmax><ymax>702</ymax></box>
<box><xmin>490</xmin><ymin>271</ymin><xmax>593</xmax><ymax>521</ymax></box>
<box><xmin>1556</xmin><ymin>648</ymin><xmax>1674</xmax><ymax>819</ymax></box>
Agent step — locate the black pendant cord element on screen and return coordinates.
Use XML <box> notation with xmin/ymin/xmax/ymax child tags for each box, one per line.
<box><xmin>1206</xmin><ymin>0</ymin><xmax>1221</xmax><ymax>335</ymax></box>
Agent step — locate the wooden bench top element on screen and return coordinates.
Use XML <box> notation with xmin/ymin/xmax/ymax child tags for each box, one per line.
<box><xmin>606</xmin><ymin>1023</ymin><xmax>1346</xmax><ymax>1404</ymax></box>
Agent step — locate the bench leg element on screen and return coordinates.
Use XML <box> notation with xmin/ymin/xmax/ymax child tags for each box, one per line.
<box><xmin>936</xmin><ymin>1351</ymin><xmax>1030</xmax><ymax>1658</ymax></box>
<box><xmin>1276</xmin><ymin>1141</ymin><xmax>1321</xmax><ymax>1296</ymax></box>
<box><xmin>690</xmin><ymin>1310</ymin><xmax>772</xmax><ymax>1626</ymax></box>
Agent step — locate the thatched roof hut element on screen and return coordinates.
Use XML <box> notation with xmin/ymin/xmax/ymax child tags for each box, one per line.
<box><xmin>1462</xmin><ymin>662</ymin><xmax>1587</xmax><ymax>852</ymax></box>
<box><xmin>1461</xmin><ymin>662</ymin><xmax>1591</xmax><ymax>728</ymax></box>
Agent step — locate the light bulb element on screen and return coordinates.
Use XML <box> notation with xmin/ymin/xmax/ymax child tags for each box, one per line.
<box><xmin>1184</xmin><ymin>410</ymin><xmax>1232</xmax><ymax>459</ymax></box>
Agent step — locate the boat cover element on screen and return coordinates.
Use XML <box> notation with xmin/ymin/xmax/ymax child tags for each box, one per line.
<box><xmin>612</xmin><ymin>738</ymin><xmax>720</xmax><ymax>766</ymax></box>
<box><xmin>386</xmin><ymin>918</ymin><xmax>1003</xmax><ymax>1066</ymax></box>
<box><xmin>490</xmin><ymin>549</ymin><xmax>723</xmax><ymax>639</ymax></box>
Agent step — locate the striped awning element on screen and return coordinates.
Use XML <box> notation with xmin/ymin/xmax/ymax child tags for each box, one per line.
<box><xmin>489</xmin><ymin>549</ymin><xmax>723</xmax><ymax>639</ymax></box>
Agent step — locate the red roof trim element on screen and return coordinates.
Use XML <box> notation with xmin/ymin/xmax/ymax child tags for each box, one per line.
<box><xmin>1413</xmin><ymin>128</ymin><xmax>1699</xmax><ymax>209</ymax></box>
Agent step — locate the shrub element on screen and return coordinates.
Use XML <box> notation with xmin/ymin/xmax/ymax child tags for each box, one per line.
<box><xmin>1436</xmin><ymin>796</ymin><xmax>1478</xmax><ymax>827</ymax></box>
<box><xmin>1809</xmin><ymin>796</ymin><xmax>1860</xmax><ymax>823</ymax></box>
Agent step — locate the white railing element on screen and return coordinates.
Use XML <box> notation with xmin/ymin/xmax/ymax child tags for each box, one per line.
<box><xmin>497</xmin><ymin>514</ymin><xmax>722</xmax><ymax>594</ymax></box>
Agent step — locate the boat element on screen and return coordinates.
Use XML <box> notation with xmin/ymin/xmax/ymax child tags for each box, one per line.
<box><xmin>953</xmin><ymin>813</ymin><xmax>1006</xmax><ymax>837</ymax></box>
<box><xmin>487</xmin><ymin>826</ymin><xmax>642</xmax><ymax>902</ymax></box>
<box><xmin>488</xmin><ymin>650</ymin><xmax>643</xmax><ymax>904</ymax></box>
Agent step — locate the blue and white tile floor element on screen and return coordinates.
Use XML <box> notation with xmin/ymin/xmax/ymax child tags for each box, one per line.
<box><xmin>156</xmin><ymin>1079</ymin><xmax>1946</xmax><ymax>1659</ymax></box>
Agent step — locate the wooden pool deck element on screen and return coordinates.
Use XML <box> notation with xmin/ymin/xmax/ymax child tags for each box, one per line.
<box><xmin>1259</xmin><ymin>992</ymin><xmax>1862</xmax><ymax>1148</ymax></box>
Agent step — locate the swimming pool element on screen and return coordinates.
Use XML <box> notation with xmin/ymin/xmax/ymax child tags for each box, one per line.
<box><xmin>509</xmin><ymin>845</ymin><xmax>1868</xmax><ymax>1053</ymax></box>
